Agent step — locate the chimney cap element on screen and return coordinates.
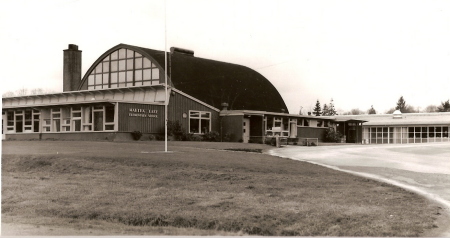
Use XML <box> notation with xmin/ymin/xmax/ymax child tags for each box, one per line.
<box><xmin>68</xmin><ymin>44</ymin><xmax>79</xmax><ymax>50</ymax></box>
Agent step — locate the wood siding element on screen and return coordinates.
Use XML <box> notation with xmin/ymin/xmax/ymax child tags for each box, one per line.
<box><xmin>297</xmin><ymin>127</ymin><xmax>327</xmax><ymax>142</ymax></box>
<box><xmin>220</xmin><ymin>115</ymin><xmax>244</xmax><ymax>142</ymax></box>
<box><xmin>118</xmin><ymin>103</ymin><xmax>165</xmax><ymax>133</ymax></box>
<box><xmin>168</xmin><ymin>92</ymin><xmax>219</xmax><ymax>133</ymax></box>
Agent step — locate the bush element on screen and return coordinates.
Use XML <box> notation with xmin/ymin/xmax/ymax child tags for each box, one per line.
<box><xmin>202</xmin><ymin>131</ymin><xmax>220</xmax><ymax>142</ymax></box>
<box><xmin>131</xmin><ymin>131</ymin><xmax>143</xmax><ymax>140</ymax></box>
<box><xmin>168</xmin><ymin>121</ymin><xmax>185</xmax><ymax>141</ymax></box>
<box><xmin>324</xmin><ymin>127</ymin><xmax>342</xmax><ymax>143</ymax></box>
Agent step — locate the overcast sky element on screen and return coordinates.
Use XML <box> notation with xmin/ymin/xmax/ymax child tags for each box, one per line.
<box><xmin>1</xmin><ymin>0</ymin><xmax>450</xmax><ymax>114</ymax></box>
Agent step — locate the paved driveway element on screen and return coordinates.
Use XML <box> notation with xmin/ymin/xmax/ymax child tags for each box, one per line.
<box><xmin>269</xmin><ymin>143</ymin><xmax>450</xmax><ymax>235</ymax></box>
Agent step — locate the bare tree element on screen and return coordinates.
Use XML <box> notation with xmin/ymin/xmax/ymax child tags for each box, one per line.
<box><xmin>423</xmin><ymin>105</ymin><xmax>438</xmax><ymax>112</ymax></box>
<box><xmin>2</xmin><ymin>88</ymin><xmax>55</xmax><ymax>97</ymax></box>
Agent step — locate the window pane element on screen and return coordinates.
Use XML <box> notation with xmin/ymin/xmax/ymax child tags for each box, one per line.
<box><xmin>190</xmin><ymin>111</ymin><xmax>200</xmax><ymax>117</ymax></box>
<box><xmin>102</xmin><ymin>62</ymin><xmax>109</xmax><ymax>72</ymax></box>
<box><xmin>119</xmin><ymin>72</ymin><xmax>126</xmax><ymax>82</ymax></box>
<box><xmin>126</xmin><ymin>49</ymin><xmax>134</xmax><ymax>58</ymax></box>
<box><xmin>201</xmin><ymin>112</ymin><xmax>210</xmax><ymax>118</ymax></box>
<box><xmin>103</xmin><ymin>73</ymin><xmax>109</xmax><ymax>85</ymax></box>
<box><xmin>143</xmin><ymin>58</ymin><xmax>151</xmax><ymax>68</ymax></box>
<box><xmin>135</xmin><ymin>57</ymin><xmax>143</xmax><ymax>69</ymax></box>
<box><xmin>135</xmin><ymin>52</ymin><xmax>142</xmax><ymax>57</ymax></box>
<box><xmin>127</xmin><ymin>59</ymin><xmax>133</xmax><ymax>70</ymax></box>
<box><xmin>95</xmin><ymin>63</ymin><xmax>102</xmax><ymax>74</ymax></box>
<box><xmin>118</xmin><ymin>83</ymin><xmax>126</xmax><ymax>88</ymax></box>
<box><xmin>95</xmin><ymin>74</ymin><xmax>102</xmax><ymax>85</ymax></box>
<box><xmin>126</xmin><ymin>71</ymin><xmax>133</xmax><ymax>83</ymax></box>
<box><xmin>73</xmin><ymin>120</ymin><xmax>81</xmax><ymax>131</ymax></box>
<box><xmin>143</xmin><ymin>69</ymin><xmax>151</xmax><ymax>80</ymax></box>
<box><xmin>118</xmin><ymin>49</ymin><xmax>126</xmax><ymax>59</ymax></box>
<box><xmin>119</xmin><ymin>60</ymin><xmax>126</xmax><ymax>71</ymax></box>
<box><xmin>143</xmin><ymin>81</ymin><xmax>151</xmax><ymax>86</ymax></box>
<box><xmin>201</xmin><ymin>119</ymin><xmax>210</xmax><ymax>133</ymax></box>
<box><xmin>105</xmin><ymin>105</ymin><xmax>115</xmax><ymax>123</ymax></box>
<box><xmin>135</xmin><ymin>69</ymin><xmax>142</xmax><ymax>81</ymax></box>
<box><xmin>103</xmin><ymin>55</ymin><xmax>110</xmax><ymax>61</ymax></box>
<box><xmin>190</xmin><ymin>119</ymin><xmax>199</xmax><ymax>133</ymax></box>
<box><xmin>110</xmin><ymin>51</ymin><xmax>118</xmax><ymax>60</ymax></box>
<box><xmin>152</xmin><ymin>68</ymin><xmax>159</xmax><ymax>79</ymax></box>
<box><xmin>88</xmin><ymin>75</ymin><xmax>95</xmax><ymax>85</ymax></box>
<box><xmin>111</xmin><ymin>61</ymin><xmax>118</xmax><ymax>71</ymax></box>
<box><xmin>111</xmin><ymin>72</ymin><xmax>118</xmax><ymax>83</ymax></box>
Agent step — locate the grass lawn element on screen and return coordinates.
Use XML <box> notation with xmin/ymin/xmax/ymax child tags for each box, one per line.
<box><xmin>1</xmin><ymin>141</ymin><xmax>443</xmax><ymax>236</ymax></box>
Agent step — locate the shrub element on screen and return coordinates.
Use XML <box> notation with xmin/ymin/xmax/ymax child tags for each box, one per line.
<box><xmin>131</xmin><ymin>131</ymin><xmax>143</xmax><ymax>140</ymax></box>
<box><xmin>168</xmin><ymin>121</ymin><xmax>185</xmax><ymax>141</ymax></box>
<box><xmin>324</xmin><ymin>127</ymin><xmax>343</xmax><ymax>143</ymax></box>
<box><xmin>202</xmin><ymin>131</ymin><xmax>220</xmax><ymax>142</ymax></box>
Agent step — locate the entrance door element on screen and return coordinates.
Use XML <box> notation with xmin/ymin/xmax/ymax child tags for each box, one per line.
<box><xmin>243</xmin><ymin>118</ymin><xmax>250</xmax><ymax>143</ymax></box>
<box><xmin>290</xmin><ymin>122</ymin><xmax>297</xmax><ymax>138</ymax></box>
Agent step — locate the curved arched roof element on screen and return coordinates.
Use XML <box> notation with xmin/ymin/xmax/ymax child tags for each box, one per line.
<box><xmin>79</xmin><ymin>44</ymin><xmax>288</xmax><ymax>113</ymax></box>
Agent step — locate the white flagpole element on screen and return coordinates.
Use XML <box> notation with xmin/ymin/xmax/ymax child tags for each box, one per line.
<box><xmin>164</xmin><ymin>0</ymin><xmax>168</xmax><ymax>152</ymax></box>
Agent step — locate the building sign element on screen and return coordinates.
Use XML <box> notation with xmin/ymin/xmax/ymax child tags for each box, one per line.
<box><xmin>128</xmin><ymin>108</ymin><xmax>159</xmax><ymax>118</ymax></box>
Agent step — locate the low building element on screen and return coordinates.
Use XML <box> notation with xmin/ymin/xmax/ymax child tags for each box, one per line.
<box><xmin>2</xmin><ymin>44</ymin><xmax>448</xmax><ymax>144</ymax></box>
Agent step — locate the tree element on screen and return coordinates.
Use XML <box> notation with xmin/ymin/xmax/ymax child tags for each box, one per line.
<box><xmin>394</xmin><ymin>96</ymin><xmax>416</xmax><ymax>113</ymax></box>
<box><xmin>345</xmin><ymin>108</ymin><xmax>364</xmax><ymax>115</ymax></box>
<box><xmin>437</xmin><ymin>100</ymin><xmax>450</xmax><ymax>112</ymax></box>
<box><xmin>328</xmin><ymin>98</ymin><xmax>337</xmax><ymax>116</ymax></box>
<box><xmin>395</xmin><ymin>96</ymin><xmax>406</xmax><ymax>112</ymax></box>
<box><xmin>368</xmin><ymin>105</ymin><xmax>377</xmax><ymax>114</ymax></box>
<box><xmin>423</xmin><ymin>105</ymin><xmax>438</xmax><ymax>113</ymax></box>
<box><xmin>322</xmin><ymin>104</ymin><xmax>329</xmax><ymax>116</ymax></box>
<box><xmin>2</xmin><ymin>87</ymin><xmax>55</xmax><ymax>97</ymax></box>
<box><xmin>385</xmin><ymin>107</ymin><xmax>396</xmax><ymax>114</ymax></box>
<box><xmin>313</xmin><ymin>100</ymin><xmax>322</xmax><ymax>116</ymax></box>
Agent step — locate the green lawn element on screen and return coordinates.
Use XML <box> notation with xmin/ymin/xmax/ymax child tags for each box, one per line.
<box><xmin>1</xmin><ymin>141</ymin><xmax>443</xmax><ymax>236</ymax></box>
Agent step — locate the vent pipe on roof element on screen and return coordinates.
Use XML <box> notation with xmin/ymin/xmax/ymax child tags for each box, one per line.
<box><xmin>393</xmin><ymin>110</ymin><xmax>402</xmax><ymax>119</ymax></box>
<box><xmin>170</xmin><ymin>47</ymin><xmax>194</xmax><ymax>56</ymax></box>
<box><xmin>63</xmin><ymin>44</ymin><xmax>82</xmax><ymax>92</ymax></box>
<box><xmin>221</xmin><ymin>102</ymin><xmax>229</xmax><ymax>111</ymax></box>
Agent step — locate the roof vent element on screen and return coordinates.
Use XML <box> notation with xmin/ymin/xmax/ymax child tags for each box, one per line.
<box><xmin>393</xmin><ymin>110</ymin><xmax>402</xmax><ymax>119</ymax></box>
<box><xmin>170</xmin><ymin>47</ymin><xmax>194</xmax><ymax>56</ymax></box>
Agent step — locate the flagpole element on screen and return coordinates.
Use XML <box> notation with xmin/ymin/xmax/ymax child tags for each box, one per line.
<box><xmin>164</xmin><ymin>0</ymin><xmax>168</xmax><ymax>152</ymax></box>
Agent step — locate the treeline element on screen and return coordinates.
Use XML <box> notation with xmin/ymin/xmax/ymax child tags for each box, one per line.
<box><xmin>305</xmin><ymin>96</ymin><xmax>450</xmax><ymax>116</ymax></box>
<box><xmin>2</xmin><ymin>87</ymin><xmax>55</xmax><ymax>97</ymax></box>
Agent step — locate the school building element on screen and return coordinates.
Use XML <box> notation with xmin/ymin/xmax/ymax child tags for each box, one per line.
<box><xmin>2</xmin><ymin>44</ymin><xmax>449</xmax><ymax>144</ymax></box>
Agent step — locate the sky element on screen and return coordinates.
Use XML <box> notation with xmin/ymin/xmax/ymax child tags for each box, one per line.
<box><xmin>1</xmin><ymin>0</ymin><xmax>450</xmax><ymax>114</ymax></box>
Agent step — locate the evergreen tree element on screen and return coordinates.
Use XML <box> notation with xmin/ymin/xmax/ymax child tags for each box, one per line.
<box><xmin>395</xmin><ymin>96</ymin><xmax>407</xmax><ymax>112</ymax></box>
<box><xmin>437</xmin><ymin>100</ymin><xmax>450</xmax><ymax>112</ymax></box>
<box><xmin>368</xmin><ymin>105</ymin><xmax>377</xmax><ymax>114</ymax></box>
<box><xmin>322</xmin><ymin>104</ymin><xmax>329</xmax><ymax>116</ymax></box>
<box><xmin>328</xmin><ymin>98</ymin><xmax>337</xmax><ymax>116</ymax></box>
<box><xmin>313</xmin><ymin>100</ymin><xmax>322</xmax><ymax>116</ymax></box>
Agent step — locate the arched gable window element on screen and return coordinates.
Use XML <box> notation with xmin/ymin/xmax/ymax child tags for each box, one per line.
<box><xmin>87</xmin><ymin>48</ymin><xmax>161</xmax><ymax>90</ymax></box>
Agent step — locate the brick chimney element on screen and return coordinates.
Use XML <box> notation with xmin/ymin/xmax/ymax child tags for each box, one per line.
<box><xmin>63</xmin><ymin>44</ymin><xmax>82</xmax><ymax>92</ymax></box>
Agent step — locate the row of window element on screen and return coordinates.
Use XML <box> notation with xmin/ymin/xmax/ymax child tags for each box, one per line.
<box><xmin>87</xmin><ymin>48</ymin><xmax>161</xmax><ymax>90</ymax></box>
<box><xmin>363</xmin><ymin>126</ymin><xmax>450</xmax><ymax>144</ymax></box>
<box><xmin>4</xmin><ymin>105</ymin><xmax>115</xmax><ymax>133</ymax></box>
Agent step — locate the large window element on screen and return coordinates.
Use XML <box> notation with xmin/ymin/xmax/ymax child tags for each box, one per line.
<box><xmin>363</xmin><ymin>126</ymin><xmax>450</xmax><ymax>144</ymax></box>
<box><xmin>189</xmin><ymin>111</ymin><xmax>211</xmax><ymax>134</ymax></box>
<box><xmin>87</xmin><ymin>48</ymin><xmax>160</xmax><ymax>90</ymax></box>
<box><xmin>5</xmin><ymin>104</ymin><xmax>116</xmax><ymax>133</ymax></box>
